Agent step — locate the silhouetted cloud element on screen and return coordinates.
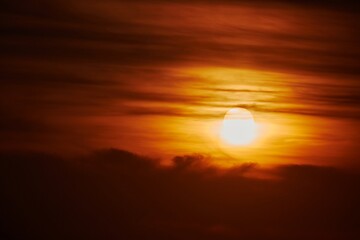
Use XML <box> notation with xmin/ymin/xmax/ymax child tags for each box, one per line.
<box><xmin>1</xmin><ymin>149</ymin><xmax>360</xmax><ymax>239</ymax></box>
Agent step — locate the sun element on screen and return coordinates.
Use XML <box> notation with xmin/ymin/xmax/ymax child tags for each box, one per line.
<box><xmin>220</xmin><ymin>108</ymin><xmax>257</xmax><ymax>146</ymax></box>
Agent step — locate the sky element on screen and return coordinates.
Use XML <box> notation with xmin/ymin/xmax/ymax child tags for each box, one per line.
<box><xmin>2</xmin><ymin>0</ymin><xmax>360</xmax><ymax>166</ymax></box>
<box><xmin>1</xmin><ymin>0</ymin><xmax>360</xmax><ymax>239</ymax></box>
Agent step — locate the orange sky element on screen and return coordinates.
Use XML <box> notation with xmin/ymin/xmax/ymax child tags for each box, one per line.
<box><xmin>1</xmin><ymin>0</ymin><xmax>360</xmax><ymax>167</ymax></box>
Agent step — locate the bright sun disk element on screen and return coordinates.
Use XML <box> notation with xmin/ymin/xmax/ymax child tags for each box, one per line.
<box><xmin>220</xmin><ymin>108</ymin><xmax>257</xmax><ymax>146</ymax></box>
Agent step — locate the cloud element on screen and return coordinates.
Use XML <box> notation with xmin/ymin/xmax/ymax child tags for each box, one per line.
<box><xmin>1</xmin><ymin>149</ymin><xmax>360</xmax><ymax>239</ymax></box>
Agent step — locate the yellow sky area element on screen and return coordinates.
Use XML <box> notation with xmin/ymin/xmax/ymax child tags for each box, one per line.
<box><xmin>20</xmin><ymin>66</ymin><xmax>355</xmax><ymax>168</ymax></box>
<box><xmin>88</xmin><ymin>66</ymin><xmax>357</xmax><ymax>168</ymax></box>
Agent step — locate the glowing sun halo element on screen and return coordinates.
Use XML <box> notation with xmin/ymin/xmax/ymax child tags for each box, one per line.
<box><xmin>220</xmin><ymin>108</ymin><xmax>257</xmax><ymax>146</ymax></box>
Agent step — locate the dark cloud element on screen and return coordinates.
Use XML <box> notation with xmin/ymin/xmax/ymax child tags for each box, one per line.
<box><xmin>2</xmin><ymin>0</ymin><xmax>360</xmax><ymax>74</ymax></box>
<box><xmin>1</xmin><ymin>149</ymin><xmax>360</xmax><ymax>239</ymax></box>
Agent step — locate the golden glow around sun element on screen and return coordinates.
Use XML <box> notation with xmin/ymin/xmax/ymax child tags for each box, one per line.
<box><xmin>220</xmin><ymin>108</ymin><xmax>257</xmax><ymax>146</ymax></box>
